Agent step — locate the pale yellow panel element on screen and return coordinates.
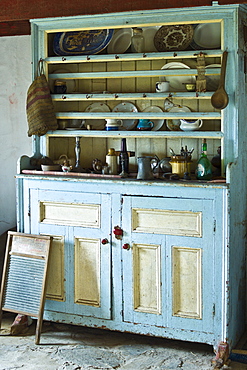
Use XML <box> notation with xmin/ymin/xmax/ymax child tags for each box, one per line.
<box><xmin>74</xmin><ymin>237</ymin><xmax>100</xmax><ymax>306</ymax></box>
<box><xmin>133</xmin><ymin>243</ymin><xmax>161</xmax><ymax>314</ymax></box>
<box><xmin>39</xmin><ymin>201</ymin><xmax>100</xmax><ymax>228</ymax></box>
<box><xmin>172</xmin><ymin>246</ymin><xmax>202</xmax><ymax>319</ymax></box>
<box><xmin>46</xmin><ymin>236</ymin><xmax>65</xmax><ymax>301</ymax></box>
<box><xmin>132</xmin><ymin>208</ymin><xmax>202</xmax><ymax>237</ymax></box>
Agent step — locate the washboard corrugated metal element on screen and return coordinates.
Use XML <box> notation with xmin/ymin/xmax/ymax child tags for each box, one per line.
<box><xmin>0</xmin><ymin>231</ymin><xmax>51</xmax><ymax>344</ymax></box>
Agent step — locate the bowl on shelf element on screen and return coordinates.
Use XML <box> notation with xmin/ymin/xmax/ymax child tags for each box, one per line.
<box><xmin>185</xmin><ymin>83</ymin><xmax>196</xmax><ymax>92</ymax></box>
<box><xmin>41</xmin><ymin>164</ymin><xmax>61</xmax><ymax>172</ymax></box>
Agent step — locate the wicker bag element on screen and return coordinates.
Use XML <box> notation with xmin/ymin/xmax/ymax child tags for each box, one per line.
<box><xmin>26</xmin><ymin>60</ymin><xmax>58</xmax><ymax>136</ymax></box>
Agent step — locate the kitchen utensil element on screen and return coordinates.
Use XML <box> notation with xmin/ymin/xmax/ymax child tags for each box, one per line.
<box><xmin>205</xmin><ymin>64</ymin><xmax>221</xmax><ymax>91</ymax></box>
<box><xmin>154</xmin><ymin>25</ymin><xmax>194</xmax><ymax>51</ymax></box>
<box><xmin>85</xmin><ymin>102</ymin><xmax>111</xmax><ymax>129</ymax></box>
<box><xmin>137</xmin><ymin>156</ymin><xmax>158</xmax><ymax>180</ymax></box>
<box><xmin>53</xmin><ymin>29</ymin><xmax>114</xmax><ymax>55</ymax></box>
<box><xmin>156</xmin><ymin>81</ymin><xmax>170</xmax><ymax>92</ymax></box>
<box><xmin>185</xmin><ymin>83</ymin><xmax>196</xmax><ymax>91</ymax></box>
<box><xmin>137</xmin><ymin>119</ymin><xmax>154</xmax><ymax>131</ymax></box>
<box><xmin>166</xmin><ymin>105</ymin><xmax>191</xmax><ymax>131</ymax></box>
<box><xmin>160</xmin><ymin>62</ymin><xmax>196</xmax><ymax>91</ymax></box>
<box><xmin>190</xmin><ymin>23</ymin><xmax>221</xmax><ymax>50</ymax></box>
<box><xmin>107</xmin><ymin>28</ymin><xmax>133</xmax><ymax>54</ymax></box>
<box><xmin>180</xmin><ymin>118</ymin><xmax>203</xmax><ymax>131</ymax></box>
<box><xmin>105</xmin><ymin>118</ymin><xmax>123</xmax><ymax>131</ymax></box>
<box><xmin>142</xmin><ymin>105</ymin><xmax>164</xmax><ymax>131</ymax></box>
<box><xmin>211</xmin><ymin>51</ymin><xmax>229</xmax><ymax>109</ymax></box>
<box><xmin>169</xmin><ymin>155</ymin><xmax>192</xmax><ymax>178</ymax></box>
<box><xmin>112</xmin><ymin>102</ymin><xmax>138</xmax><ymax>130</ymax></box>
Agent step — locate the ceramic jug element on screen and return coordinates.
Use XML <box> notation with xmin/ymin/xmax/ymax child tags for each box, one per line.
<box><xmin>137</xmin><ymin>156</ymin><xmax>158</xmax><ymax>180</ymax></box>
<box><xmin>137</xmin><ymin>119</ymin><xmax>154</xmax><ymax>131</ymax></box>
<box><xmin>180</xmin><ymin>119</ymin><xmax>203</xmax><ymax>131</ymax></box>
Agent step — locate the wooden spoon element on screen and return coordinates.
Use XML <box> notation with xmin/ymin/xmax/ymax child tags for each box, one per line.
<box><xmin>211</xmin><ymin>51</ymin><xmax>229</xmax><ymax>109</ymax></box>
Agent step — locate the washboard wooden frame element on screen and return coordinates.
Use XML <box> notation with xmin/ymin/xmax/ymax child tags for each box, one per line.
<box><xmin>0</xmin><ymin>231</ymin><xmax>51</xmax><ymax>344</ymax></box>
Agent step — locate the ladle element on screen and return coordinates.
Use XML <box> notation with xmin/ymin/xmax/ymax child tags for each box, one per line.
<box><xmin>211</xmin><ymin>51</ymin><xmax>229</xmax><ymax>109</ymax></box>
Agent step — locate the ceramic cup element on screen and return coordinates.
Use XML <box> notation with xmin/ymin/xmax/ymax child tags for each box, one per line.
<box><xmin>137</xmin><ymin>119</ymin><xmax>154</xmax><ymax>131</ymax></box>
<box><xmin>105</xmin><ymin>119</ymin><xmax>123</xmax><ymax>131</ymax></box>
<box><xmin>156</xmin><ymin>81</ymin><xmax>170</xmax><ymax>92</ymax></box>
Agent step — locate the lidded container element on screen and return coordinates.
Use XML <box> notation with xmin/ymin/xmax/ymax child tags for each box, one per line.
<box><xmin>106</xmin><ymin>148</ymin><xmax>118</xmax><ymax>175</ymax></box>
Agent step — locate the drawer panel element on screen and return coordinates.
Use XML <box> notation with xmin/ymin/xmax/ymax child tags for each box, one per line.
<box><xmin>132</xmin><ymin>208</ymin><xmax>202</xmax><ymax>237</ymax></box>
<box><xmin>39</xmin><ymin>201</ymin><xmax>100</xmax><ymax>227</ymax></box>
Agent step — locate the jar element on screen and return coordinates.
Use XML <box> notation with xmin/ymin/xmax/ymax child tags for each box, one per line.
<box><xmin>131</xmin><ymin>28</ymin><xmax>144</xmax><ymax>53</ymax></box>
<box><xmin>106</xmin><ymin>148</ymin><xmax>118</xmax><ymax>175</ymax></box>
<box><xmin>169</xmin><ymin>155</ymin><xmax>192</xmax><ymax>177</ymax></box>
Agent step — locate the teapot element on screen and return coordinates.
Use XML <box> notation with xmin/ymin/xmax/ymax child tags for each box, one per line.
<box><xmin>180</xmin><ymin>119</ymin><xmax>203</xmax><ymax>131</ymax></box>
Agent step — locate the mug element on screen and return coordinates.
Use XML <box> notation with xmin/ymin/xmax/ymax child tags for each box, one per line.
<box><xmin>137</xmin><ymin>119</ymin><xmax>154</xmax><ymax>131</ymax></box>
<box><xmin>105</xmin><ymin>119</ymin><xmax>123</xmax><ymax>131</ymax></box>
<box><xmin>156</xmin><ymin>81</ymin><xmax>170</xmax><ymax>92</ymax></box>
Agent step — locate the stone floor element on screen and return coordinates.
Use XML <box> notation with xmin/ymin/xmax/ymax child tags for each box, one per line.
<box><xmin>0</xmin><ymin>313</ymin><xmax>247</xmax><ymax>370</ymax></box>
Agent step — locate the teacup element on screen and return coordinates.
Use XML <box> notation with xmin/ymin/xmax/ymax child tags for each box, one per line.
<box><xmin>156</xmin><ymin>81</ymin><xmax>170</xmax><ymax>92</ymax></box>
<box><xmin>105</xmin><ymin>119</ymin><xmax>123</xmax><ymax>131</ymax></box>
<box><xmin>137</xmin><ymin>119</ymin><xmax>154</xmax><ymax>131</ymax></box>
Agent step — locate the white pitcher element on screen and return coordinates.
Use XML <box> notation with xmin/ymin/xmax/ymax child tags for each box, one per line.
<box><xmin>180</xmin><ymin>119</ymin><xmax>203</xmax><ymax>131</ymax></box>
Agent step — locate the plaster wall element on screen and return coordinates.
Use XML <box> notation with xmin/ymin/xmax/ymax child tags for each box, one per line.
<box><xmin>0</xmin><ymin>35</ymin><xmax>32</xmax><ymax>236</ymax></box>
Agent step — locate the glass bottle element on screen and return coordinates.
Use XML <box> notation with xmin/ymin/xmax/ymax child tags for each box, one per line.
<box><xmin>196</xmin><ymin>139</ymin><xmax>212</xmax><ymax>180</ymax></box>
<box><xmin>131</xmin><ymin>28</ymin><xmax>144</xmax><ymax>53</ymax></box>
<box><xmin>119</xmin><ymin>138</ymin><xmax>129</xmax><ymax>177</ymax></box>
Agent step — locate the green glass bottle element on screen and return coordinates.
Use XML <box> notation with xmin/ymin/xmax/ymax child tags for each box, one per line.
<box><xmin>196</xmin><ymin>139</ymin><xmax>212</xmax><ymax>180</ymax></box>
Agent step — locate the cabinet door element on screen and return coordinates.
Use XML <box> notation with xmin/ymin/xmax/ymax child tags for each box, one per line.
<box><xmin>29</xmin><ymin>188</ymin><xmax>112</xmax><ymax>320</ymax></box>
<box><xmin>122</xmin><ymin>195</ymin><xmax>215</xmax><ymax>334</ymax></box>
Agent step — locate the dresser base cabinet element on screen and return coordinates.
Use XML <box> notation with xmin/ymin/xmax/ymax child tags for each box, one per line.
<box><xmin>16</xmin><ymin>176</ymin><xmax>239</xmax><ymax>352</ymax></box>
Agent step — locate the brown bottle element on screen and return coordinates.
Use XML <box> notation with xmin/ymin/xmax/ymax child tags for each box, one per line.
<box><xmin>119</xmin><ymin>138</ymin><xmax>129</xmax><ymax>176</ymax></box>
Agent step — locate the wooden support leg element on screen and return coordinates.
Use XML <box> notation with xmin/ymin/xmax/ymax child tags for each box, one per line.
<box><xmin>212</xmin><ymin>341</ymin><xmax>230</xmax><ymax>368</ymax></box>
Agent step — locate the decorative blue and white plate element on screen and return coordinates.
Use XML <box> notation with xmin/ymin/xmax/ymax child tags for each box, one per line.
<box><xmin>53</xmin><ymin>29</ymin><xmax>114</xmax><ymax>55</ymax></box>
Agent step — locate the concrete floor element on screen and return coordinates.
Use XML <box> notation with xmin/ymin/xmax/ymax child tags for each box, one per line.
<box><xmin>0</xmin><ymin>313</ymin><xmax>247</xmax><ymax>370</ymax></box>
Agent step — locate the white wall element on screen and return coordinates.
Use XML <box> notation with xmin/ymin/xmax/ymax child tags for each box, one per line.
<box><xmin>0</xmin><ymin>35</ymin><xmax>32</xmax><ymax>236</ymax></box>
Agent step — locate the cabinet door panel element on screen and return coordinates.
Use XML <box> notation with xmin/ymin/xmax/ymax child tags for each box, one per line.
<box><xmin>30</xmin><ymin>189</ymin><xmax>112</xmax><ymax>320</ymax></box>
<box><xmin>122</xmin><ymin>195</ymin><xmax>215</xmax><ymax>333</ymax></box>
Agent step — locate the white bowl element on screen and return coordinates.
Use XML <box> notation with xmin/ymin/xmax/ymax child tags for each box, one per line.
<box><xmin>41</xmin><ymin>164</ymin><xmax>61</xmax><ymax>171</ymax></box>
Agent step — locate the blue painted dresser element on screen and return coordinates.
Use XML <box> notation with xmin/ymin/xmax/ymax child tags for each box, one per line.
<box><xmin>16</xmin><ymin>4</ymin><xmax>247</xmax><ymax>356</ymax></box>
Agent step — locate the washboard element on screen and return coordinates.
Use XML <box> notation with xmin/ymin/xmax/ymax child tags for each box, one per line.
<box><xmin>0</xmin><ymin>231</ymin><xmax>51</xmax><ymax>344</ymax></box>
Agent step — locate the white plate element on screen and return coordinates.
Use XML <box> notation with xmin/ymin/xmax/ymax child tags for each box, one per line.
<box><xmin>166</xmin><ymin>105</ymin><xmax>191</xmax><ymax>131</ymax></box>
<box><xmin>142</xmin><ymin>106</ymin><xmax>164</xmax><ymax>131</ymax></box>
<box><xmin>142</xmin><ymin>26</ymin><xmax>160</xmax><ymax>52</ymax></box>
<box><xmin>49</xmin><ymin>68</ymin><xmax>76</xmax><ymax>93</ymax></box>
<box><xmin>191</xmin><ymin>23</ymin><xmax>221</xmax><ymax>49</ymax></box>
<box><xmin>112</xmin><ymin>102</ymin><xmax>138</xmax><ymax>130</ymax></box>
<box><xmin>161</xmin><ymin>62</ymin><xmax>196</xmax><ymax>91</ymax></box>
<box><xmin>205</xmin><ymin>64</ymin><xmax>221</xmax><ymax>91</ymax></box>
<box><xmin>85</xmin><ymin>102</ymin><xmax>111</xmax><ymax>130</ymax></box>
<box><xmin>107</xmin><ymin>28</ymin><xmax>133</xmax><ymax>54</ymax></box>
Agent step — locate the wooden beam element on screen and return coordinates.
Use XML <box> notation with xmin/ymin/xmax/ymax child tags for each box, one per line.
<box><xmin>0</xmin><ymin>20</ymin><xmax>30</xmax><ymax>37</ymax></box>
<box><xmin>0</xmin><ymin>0</ymin><xmax>245</xmax><ymax>36</ymax></box>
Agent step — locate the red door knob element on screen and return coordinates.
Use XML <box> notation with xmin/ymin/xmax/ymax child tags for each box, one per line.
<box><xmin>113</xmin><ymin>226</ymin><xmax>123</xmax><ymax>240</ymax></box>
<box><xmin>122</xmin><ymin>243</ymin><xmax>130</xmax><ymax>250</ymax></box>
